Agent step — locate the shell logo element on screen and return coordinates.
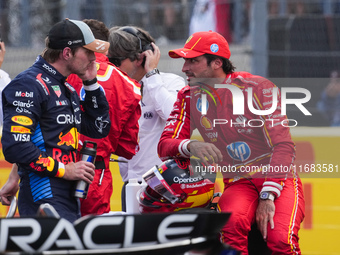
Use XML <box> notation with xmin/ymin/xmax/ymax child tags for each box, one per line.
<box><xmin>200</xmin><ymin>116</ymin><xmax>213</xmax><ymax>130</ymax></box>
<box><xmin>11</xmin><ymin>115</ymin><xmax>33</xmax><ymax>126</ymax></box>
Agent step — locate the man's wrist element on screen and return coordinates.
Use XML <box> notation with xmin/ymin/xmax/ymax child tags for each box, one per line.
<box><xmin>259</xmin><ymin>191</ymin><xmax>275</xmax><ymax>202</ymax></box>
<box><xmin>83</xmin><ymin>77</ymin><xmax>97</xmax><ymax>86</ymax></box>
<box><xmin>178</xmin><ymin>139</ymin><xmax>192</xmax><ymax>158</ymax></box>
<box><xmin>145</xmin><ymin>68</ymin><xmax>160</xmax><ymax>78</ymax></box>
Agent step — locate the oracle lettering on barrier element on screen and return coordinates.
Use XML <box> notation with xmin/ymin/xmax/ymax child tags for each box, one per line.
<box><xmin>0</xmin><ymin>214</ymin><xmax>200</xmax><ymax>252</ymax></box>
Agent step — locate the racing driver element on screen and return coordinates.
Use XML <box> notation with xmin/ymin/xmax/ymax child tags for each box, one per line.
<box><xmin>158</xmin><ymin>31</ymin><xmax>305</xmax><ymax>254</ymax></box>
<box><xmin>1</xmin><ymin>19</ymin><xmax>111</xmax><ymax>222</ymax></box>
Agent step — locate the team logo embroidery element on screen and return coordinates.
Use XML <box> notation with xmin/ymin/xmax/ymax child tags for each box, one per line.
<box><xmin>210</xmin><ymin>44</ymin><xmax>219</xmax><ymax>53</ymax></box>
<box><xmin>226</xmin><ymin>142</ymin><xmax>251</xmax><ymax>162</ymax></box>
<box><xmin>57</xmin><ymin>127</ymin><xmax>79</xmax><ymax>149</ymax></box>
<box><xmin>11</xmin><ymin>115</ymin><xmax>33</xmax><ymax>126</ymax></box>
<box><xmin>11</xmin><ymin>126</ymin><xmax>31</xmax><ymax>134</ymax></box>
<box><xmin>52</xmin><ymin>85</ymin><xmax>61</xmax><ymax>97</ymax></box>
<box><xmin>200</xmin><ymin>115</ymin><xmax>213</xmax><ymax>131</ymax></box>
<box><xmin>196</xmin><ymin>97</ymin><xmax>209</xmax><ymax>113</ymax></box>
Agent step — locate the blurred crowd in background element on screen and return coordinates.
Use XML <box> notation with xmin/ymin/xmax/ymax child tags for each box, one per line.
<box><xmin>1</xmin><ymin>0</ymin><xmax>340</xmax><ymax>48</ymax></box>
<box><xmin>1</xmin><ymin>0</ymin><xmax>340</xmax><ymax>126</ymax></box>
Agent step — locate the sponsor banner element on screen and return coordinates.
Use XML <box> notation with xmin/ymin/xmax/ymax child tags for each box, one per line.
<box><xmin>0</xmin><ymin>213</ymin><xmax>232</xmax><ymax>254</ymax></box>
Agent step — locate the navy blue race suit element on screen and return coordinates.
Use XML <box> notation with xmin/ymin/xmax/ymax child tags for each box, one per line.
<box><xmin>1</xmin><ymin>56</ymin><xmax>110</xmax><ymax>222</ymax></box>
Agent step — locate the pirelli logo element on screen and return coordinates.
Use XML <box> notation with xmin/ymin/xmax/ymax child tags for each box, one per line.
<box><xmin>10</xmin><ymin>126</ymin><xmax>31</xmax><ymax>134</ymax></box>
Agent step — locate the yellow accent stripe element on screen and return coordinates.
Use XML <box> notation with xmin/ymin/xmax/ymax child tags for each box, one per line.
<box><xmin>287</xmin><ymin>176</ymin><xmax>299</xmax><ymax>254</ymax></box>
<box><xmin>97</xmin><ymin>65</ymin><xmax>111</xmax><ymax>79</ymax></box>
<box><xmin>230</xmin><ymin>83</ymin><xmax>244</xmax><ymax>89</ymax></box>
<box><xmin>172</xmin><ymin>98</ymin><xmax>186</xmax><ymax>139</ymax></box>
<box><xmin>190</xmin><ymin>37</ymin><xmax>202</xmax><ymax>50</ymax></box>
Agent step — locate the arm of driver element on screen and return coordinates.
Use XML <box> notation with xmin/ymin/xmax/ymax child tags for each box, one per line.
<box><xmin>0</xmin><ymin>164</ymin><xmax>20</xmax><ymax>205</ymax></box>
<box><xmin>63</xmin><ymin>161</ymin><xmax>95</xmax><ymax>184</ymax></box>
<box><xmin>188</xmin><ymin>141</ymin><xmax>223</xmax><ymax>165</ymax></box>
<box><xmin>256</xmin><ymin>199</ymin><xmax>275</xmax><ymax>241</ymax></box>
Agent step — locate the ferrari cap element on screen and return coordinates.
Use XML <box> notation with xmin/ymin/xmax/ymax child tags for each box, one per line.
<box><xmin>169</xmin><ymin>31</ymin><xmax>230</xmax><ymax>59</ymax></box>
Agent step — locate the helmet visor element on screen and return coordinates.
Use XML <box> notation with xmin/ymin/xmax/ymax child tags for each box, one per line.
<box><xmin>143</xmin><ymin>166</ymin><xmax>179</xmax><ymax>204</ymax></box>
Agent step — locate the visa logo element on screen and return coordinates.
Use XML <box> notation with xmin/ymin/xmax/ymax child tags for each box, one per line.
<box><xmin>13</xmin><ymin>134</ymin><xmax>31</xmax><ymax>142</ymax></box>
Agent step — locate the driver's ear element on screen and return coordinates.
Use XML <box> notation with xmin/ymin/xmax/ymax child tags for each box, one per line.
<box><xmin>62</xmin><ymin>47</ymin><xmax>73</xmax><ymax>60</ymax></box>
<box><xmin>212</xmin><ymin>58</ymin><xmax>223</xmax><ymax>70</ymax></box>
<box><xmin>135</xmin><ymin>53</ymin><xmax>144</xmax><ymax>67</ymax></box>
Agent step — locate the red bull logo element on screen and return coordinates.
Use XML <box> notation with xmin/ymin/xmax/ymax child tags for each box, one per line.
<box><xmin>35</xmin><ymin>155</ymin><xmax>55</xmax><ymax>172</ymax></box>
<box><xmin>57</xmin><ymin>127</ymin><xmax>79</xmax><ymax>149</ymax></box>
<box><xmin>36</xmin><ymin>157</ymin><xmax>52</xmax><ymax>167</ymax></box>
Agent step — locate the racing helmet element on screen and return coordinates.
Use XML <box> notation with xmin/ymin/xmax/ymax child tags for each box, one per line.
<box><xmin>138</xmin><ymin>158</ymin><xmax>216</xmax><ymax>213</ymax></box>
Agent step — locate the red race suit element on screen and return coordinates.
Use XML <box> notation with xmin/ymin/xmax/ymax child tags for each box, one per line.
<box><xmin>158</xmin><ymin>71</ymin><xmax>305</xmax><ymax>255</ymax></box>
<box><xmin>68</xmin><ymin>53</ymin><xmax>141</xmax><ymax>215</ymax></box>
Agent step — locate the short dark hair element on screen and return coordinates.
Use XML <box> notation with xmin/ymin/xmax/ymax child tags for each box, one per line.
<box><xmin>83</xmin><ymin>19</ymin><xmax>109</xmax><ymax>41</ymax></box>
<box><xmin>204</xmin><ymin>54</ymin><xmax>235</xmax><ymax>75</ymax></box>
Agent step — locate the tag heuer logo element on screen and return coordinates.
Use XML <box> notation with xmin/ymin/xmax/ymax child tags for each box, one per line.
<box><xmin>51</xmin><ymin>85</ymin><xmax>61</xmax><ymax>97</ymax></box>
